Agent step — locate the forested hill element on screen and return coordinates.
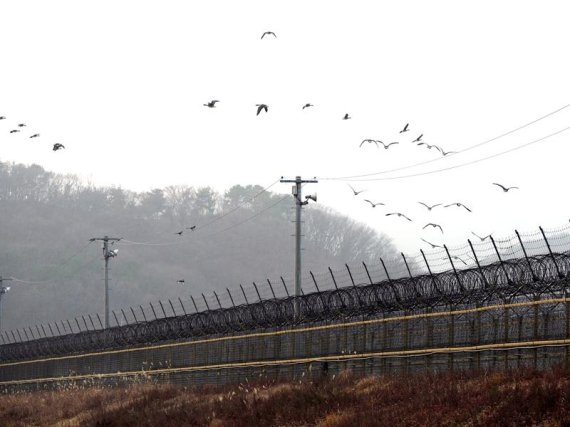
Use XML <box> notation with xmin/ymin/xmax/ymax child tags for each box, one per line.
<box><xmin>0</xmin><ymin>161</ymin><xmax>396</xmax><ymax>331</ymax></box>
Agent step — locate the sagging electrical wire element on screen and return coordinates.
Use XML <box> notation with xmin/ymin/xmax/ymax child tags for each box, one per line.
<box><xmin>322</xmin><ymin>103</ymin><xmax>570</xmax><ymax>180</ymax></box>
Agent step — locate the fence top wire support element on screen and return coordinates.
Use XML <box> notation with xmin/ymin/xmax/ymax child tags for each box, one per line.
<box><xmin>4</xmin><ymin>250</ymin><xmax>570</xmax><ymax>361</ymax></box>
<box><xmin>540</xmin><ymin>226</ymin><xmax>564</xmax><ymax>279</ymax></box>
<box><xmin>515</xmin><ymin>230</ymin><xmax>538</xmax><ymax>282</ymax></box>
<box><xmin>401</xmin><ymin>253</ymin><xmax>413</xmax><ymax>279</ymax></box>
<box><xmin>490</xmin><ymin>236</ymin><xmax>513</xmax><ymax>287</ymax></box>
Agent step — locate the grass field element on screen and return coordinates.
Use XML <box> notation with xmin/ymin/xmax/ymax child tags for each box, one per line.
<box><xmin>2</xmin><ymin>367</ymin><xmax>570</xmax><ymax>426</ymax></box>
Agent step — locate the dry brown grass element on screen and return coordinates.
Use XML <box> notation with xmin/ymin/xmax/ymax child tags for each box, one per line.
<box><xmin>3</xmin><ymin>367</ymin><xmax>570</xmax><ymax>426</ymax></box>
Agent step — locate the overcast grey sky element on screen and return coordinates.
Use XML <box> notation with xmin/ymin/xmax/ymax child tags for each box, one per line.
<box><xmin>1</xmin><ymin>0</ymin><xmax>569</xmax><ymax>253</ymax></box>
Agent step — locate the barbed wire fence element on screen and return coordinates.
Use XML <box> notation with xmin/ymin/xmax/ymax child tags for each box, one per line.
<box><xmin>0</xmin><ymin>221</ymin><xmax>569</xmax><ymax>362</ymax></box>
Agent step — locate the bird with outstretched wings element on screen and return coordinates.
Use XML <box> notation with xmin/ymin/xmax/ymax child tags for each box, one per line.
<box><xmin>418</xmin><ymin>202</ymin><xmax>442</xmax><ymax>211</ymax></box>
<box><xmin>261</xmin><ymin>31</ymin><xmax>277</xmax><ymax>39</ymax></box>
<box><xmin>348</xmin><ymin>184</ymin><xmax>365</xmax><ymax>196</ymax></box>
<box><xmin>444</xmin><ymin>202</ymin><xmax>471</xmax><ymax>212</ymax></box>
<box><xmin>203</xmin><ymin>100</ymin><xmax>219</xmax><ymax>108</ymax></box>
<box><xmin>364</xmin><ymin>199</ymin><xmax>384</xmax><ymax>208</ymax></box>
<box><xmin>423</xmin><ymin>223</ymin><xmax>444</xmax><ymax>233</ymax></box>
<box><xmin>386</xmin><ymin>212</ymin><xmax>412</xmax><ymax>221</ymax></box>
<box><xmin>421</xmin><ymin>238</ymin><xmax>442</xmax><ymax>249</ymax></box>
<box><xmin>493</xmin><ymin>183</ymin><xmax>519</xmax><ymax>192</ymax></box>
<box><xmin>256</xmin><ymin>104</ymin><xmax>269</xmax><ymax>115</ymax></box>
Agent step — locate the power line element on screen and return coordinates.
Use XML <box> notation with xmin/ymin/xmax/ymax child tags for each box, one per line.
<box><xmin>322</xmin><ymin>103</ymin><xmax>570</xmax><ymax>180</ymax></box>
<box><xmin>117</xmin><ymin>179</ymin><xmax>281</xmax><ymax>247</ymax></box>
<box><xmin>211</xmin><ymin>195</ymin><xmax>290</xmax><ymax>235</ymax></box>
<box><xmin>196</xmin><ymin>179</ymin><xmax>280</xmax><ymax>230</ymax></box>
<box><xmin>334</xmin><ymin>125</ymin><xmax>570</xmax><ymax>182</ymax></box>
<box><xmin>8</xmin><ymin>240</ymin><xmax>95</xmax><ymax>285</ymax></box>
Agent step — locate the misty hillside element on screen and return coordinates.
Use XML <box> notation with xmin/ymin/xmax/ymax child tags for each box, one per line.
<box><xmin>0</xmin><ymin>161</ymin><xmax>397</xmax><ymax>331</ymax></box>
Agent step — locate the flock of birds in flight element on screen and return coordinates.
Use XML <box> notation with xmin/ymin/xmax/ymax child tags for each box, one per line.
<box><xmin>345</xmin><ymin>121</ymin><xmax>521</xmax><ymax>260</ymax></box>
<box><xmin>2</xmin><ymin>29</ymin><xmax>524</xmax><ymax>267</ymax></box>
<box><xmin>0</xmin><ymin>116</ymin><xmax>65</xmax><ymax>151</ymax></box>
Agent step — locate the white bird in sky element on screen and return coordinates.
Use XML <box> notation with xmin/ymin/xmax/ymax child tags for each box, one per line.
<box><xmin>421</xmin><ymin>238</ymin><xmax>442</xmax><ymax>249</ymax></box>
<box><xmin>418</xmin><ymin>202</ymin><xmax>442</xmax><ymax>211</ymax></box>
<box><xmin>386</xmin><ymin>212</ymin><xmax>412</xmax><ymax>221</ymax></box>
<box><xmin>493</xmin><ymin>183</ymin><xmax>519</xmax><ymax>192</ymax></box>
<box><xmin>348</xmin><ymin>184</ymin><xmax>365</xmax><ymax>196</ymax></box>
<box><xmin>444</xmin><ymin>202</ymin><xmax>472</xmax><ymax>212</ymax></box>
<box><xmin>261</xmin><ymin>31</ymin><xmax>277</xmax><ymax>39</ymax></box>
<box><xmin>471</xmin><ymin>232</ymin><xmax>493</xmax><ymax>241</ymax></box>
<box><xmin>360</xmin><ymin>139</ymin><xmax>378</xmax><ymax>147</ymax></box>
<box><xmin>423</xmin><ymin>223</ymin><xmax>444</xmax><ymax>233</ymax></box>
<box><xmin>364</xmin><ymin>199</ymin><xmax>384</xmax><ymax>208</ymax></box>
<box><xmin>378</xmin><ymin>141</ymin><xmax>399</xmax><ymax>149</ymax></box>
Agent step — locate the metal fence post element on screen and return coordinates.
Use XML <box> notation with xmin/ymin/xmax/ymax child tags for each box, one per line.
<box><xmin>178</xmin><ymin>297</ymin><xmax>187</xmax><ymax>315</ymax></box>
<box><xmin>213</xmin><ymin>292</ymin><xmax>222</xmax><ymax>310</ymax></box>
<box><xmin>515</xmin><ymin>230</ymin><xmax>538</xmax><ymax>281</ymax></box>
<box><xmin>539</xmin><ymin>226</ymin><xmax>564</xmax><ymax>279</ymax></box>
<box><xmin>226</xmin><ymin>288</ymin><xmax>236</xmax><ymax>308</ymax></box>
<box><xmin>139</xmin><ymin>306</ymin><xmax>148</xmax><ymax>322</ymax></box>
<box><xmin>280</xmin><ymin>277</ymin><xmax>290</xmax><ymax>297</ymax></box>
<box><xmin>401</xmin><ymin>253</ymin><xmax>413</xmax><ymax>279</ymax></box>
<box><xmin>328</xmin><ymin>267</ymin><xmax>339</xmax><ymax>290</ymax></box>
<box><xmin>490</xmin><ymin>236</ymin><xmax>512</xmax><ymax>285</ymax></box>
<box><xmin>267</xmin><ymin>279</ymin><xmax>276</xmax><ymax>299</ymax></box>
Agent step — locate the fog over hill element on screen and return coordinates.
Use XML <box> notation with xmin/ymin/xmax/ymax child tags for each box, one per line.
<box><xmin>0</xmin><ymin>161</ymin><xmax>397</xmax><ymax>331</ymax></box>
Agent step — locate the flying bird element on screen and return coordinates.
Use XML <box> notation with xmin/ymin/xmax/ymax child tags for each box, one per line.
<box><xmin>261</xmin><ymin>31</ymin><xmax>277</xmax><ymax>39</ymax></box>
<box><xmin>399</xmin><ymin>123</ymin><xmax>409</xmax><ymax>133</ymax></box>
<box><xmin>492</xmin><ymin>183</ymin><xmax>519</xmax><ymax>192</ymax></box>
<box><xmin>9</xmin><ymin>129</ymin><xmax>20</xmax><ymax>134</ymax></box>
<box><xmin>364</xmin><ymin>199</ymin><xmax>385</xmax><ymax>208</ymax></box>
<box><xmin>177</xmin><ymin>279</ymin><xmax>185</xmax><ymax>284</ymax></box>
<box><xmin>418</xmin><ymin>142</ymin><xmax>439</xmax><ymax>151</ymax></box>
<box><xmin>186</xmin><ymin>225</ymin><xmax>197</xmax><ymax>231</ymax></box>
<box><xmin>440</xmin><ymin>149</ymin><xmax>456</xmax><ymax>156</ymax></box>
<box><xmin>471</xmin><ymin>232</ymin><xmax>492</xmax><ymax>241</ymax></box>
<box><xmin>29</xmin><ymin>134</ymin><xmax>40</xmax><ymax>139</ymax></box>
<box><xmin>450</xmin><ymin>255</ymin><xmax>467</xmax><ymax>266</ymax></box>
<box><xmin>203</xmin><ymin>100</ymin><xmax>219</xmax><ymax>108</ymax></box>
<box><xmin>386</xmin><ymin>212</ymin><xmax>412</xmax><ymax>221</ymax></box>
<box><xmin>17</xmin><ymin>123</ymin><xmax>26</xmax><ymax>127</ymax></box>
<box><xmin>256</xmin><ymin>104</ymin><xmax>268</xmax><ymax>115</ymax></box>
<box><xmin>348</xmin><ymin>184</ymin><xmax>365</xmax><ymax>196</ymax></box>
<box><xmin>52</xmin><ymin>143</ymin><xmax>65</xmax><ymax>151</ymax></box>
<box><xmin>444</xmin><ymin>202</ymin><xmax>472</xmax><ymax>212</ymax></box>
<box><xmin>302</xmin><ymin>103</ymin><xmax>313</xmax><ymax>109</ymax></box>
<box><xmin>423</xmin><ymin>223</ymin><xmax>444</xmax><ymax>233</ymax></box>
<box><xmin>412</xmin><ymin>134</ymin><xmax>423</xmax><ymax>143</ymax></box>
<box><xmin>0</xmin><ymin>116</ymin><xmax>5</xmax><ymax>120</ymax></box>
<box><xmin>378</xmin><ymin>141</ymin><xmax>399</xmax><ymax>149</ymax></box>
<box><xmin>421</xmin><ymin>238</ymin><xmax>442</xmax><ymax>249</ymax></box>
<box><xmin>418</xmin><ymin>202</ymin><xmax>442</xmax><ymax>211</ymax></box>
<box><xmin>175</xmin><ymin>230</ymin><xmax>184</xmax><ymax>236</ymax></box>
<box><xmin>343</xmin><ymin>113</ymin><xmax>351</xmax><ymax>120</ymax></box>
<box><xmin>360</xmin><ymin>139</ymin><xmax>378</xmax><ymax>147</ymax></box>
